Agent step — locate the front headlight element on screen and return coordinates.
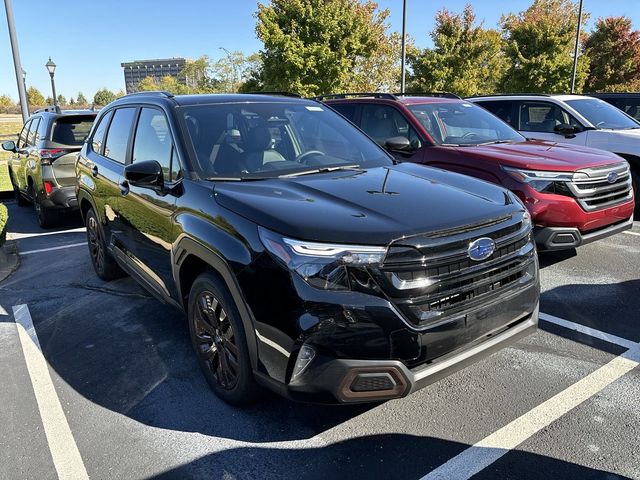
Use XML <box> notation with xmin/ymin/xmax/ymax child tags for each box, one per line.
<box><xmin>258</xmin><ymin>227</ymin><xmax>386</xmax><ymax>290</ymax></box>
<box><xmin>502</xmin><ymin>166</ymin><xmax>575</xmax><ymax>195</ymax></box>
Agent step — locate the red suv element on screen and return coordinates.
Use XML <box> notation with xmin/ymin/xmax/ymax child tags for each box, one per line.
<box><xmin>321</xmin><ymin>93</ymin><xmax>634</xmax><ymax>250</ymax></box>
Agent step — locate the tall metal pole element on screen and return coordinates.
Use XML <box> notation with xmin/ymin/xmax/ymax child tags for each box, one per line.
<box><xmin>570</xmin><ymin>0</ymin><xmax>584</xmax><ymax>94</ymax></box>
<box><xmin>400</xmin><ymin>0</ymin><xmax>407</xmax><ymax>94</ymax></box>
<box><xmin>4</xmin><ymin>0</ymin><xmax>29</xmax><ymax>121</ymax></box>
<box><xmin>49</xmin><ymin>74</ymin><xmax>57</xmax><ymax>106</ymax></box>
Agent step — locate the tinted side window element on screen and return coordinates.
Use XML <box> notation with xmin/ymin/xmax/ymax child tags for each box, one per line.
<box><xmin>478</xmin><ymin>101</ymin><xmax>516</xmax><ymax>128</ymax></box>
<box><xmin>518</xmin><ymin>101</ymin><xmax>581</xmax><ymax>133</ymax></box>
<box><xmin>104</xmin><ymin>108</ymin><xmax>136</xmax><ymax>163</ymax></box>
<box><xmin>27</xmin><ymin>118</ymin><xmax>41</xmax><ymax>146</ymax></box>
<box><xmin>17</xmin><ymin>119</ymin><xmax>32</xmax><ymax>148</ymax></box>
<box><xmin>91</xmin><ymin>110</ymin><xmax>113</xmax><ymax>154</ymax></box>
<box><xmin>332</xmin><ymin>104</ymin><xmax>358</xmax><ymax>123</ymax></box>
<box><xmin>360</xmin><ymin>104</ymin><xmax>422</xmax><ymax>149</ymax></box>
<box><xmin>132</xmin><ymin>108</ymin><xmax>174</xmax><ymax>181</ymax></box>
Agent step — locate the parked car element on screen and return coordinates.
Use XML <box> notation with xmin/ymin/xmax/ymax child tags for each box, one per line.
<box><xmin>2</xmin><ymin>107</ymin><xmax>97</xmax><ymax>227</ymax></box>
<box><xmin>467</xmin><ymin>94</ymin><xmax>640</xmax><ymax>212</ymax></box>
<box><xmin>588</xmin><ymin>92</ymin><xmax>640</xmax><ymax>121</ymax></box>
<box><xmin>76</xmin><ymin>92</ymin><xmax>539</xmax><ymax>405</ymax></box>
<box><xmin>321</xmin><ymin>93</ymin><xmax>634</xmax><ymax>251</ymax></box>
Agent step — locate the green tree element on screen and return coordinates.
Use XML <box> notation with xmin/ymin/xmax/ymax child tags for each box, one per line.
<box><xmin>45</xmin><ymin>96</ymin><xmax>54</xmax><ymax>105</ymax></box>
<box><xmin>57</xmin><ymin>94</ymin><xmax>67</xmax><ymax>105</ymax></box>
<box><xmin>212</xmin><ymin>51</ymin><xmax>262</xmax><ymax>93</ymax></box>
<box><xmin>500</xmin><ymin>0</ymin><xmax>589</xmax><ymax>93</ymax></box>
<box><xmin>27</xmin><ymin>87</ymin><xmax>45</xmax><ymax>106</ymax></box>
<box><xmin>255</xmin><ymin>0</ymin><xmax>396</xmax><ymax>96</ymax></box>
<box><xmin>76</xmin><ymin>92</ymin><xmax>88</xmax><ymax>104</ymax></box>
<box><xmin>68</xmin><ymin>97</ymin><xmax>75</xmax><ymax>105</ymax></box>
<box><xmin>137</xmin><ymin>76</ymin><xmax>159</xmax><ymax>91</ymax></box>
<box><xmin>182</xmin><ymin>56</ymin><xmax>218</xmax><ymax>93</ymax></box>
<box><xmin>584</xmin><ymin>16</ymin><xmax>640</xmax><ymax>92</ymax></box>
<box><xmin>407</xmin><ymin>5</ymin><xmax>507</xmax><ymax>97</ymax></box>
<box><xmin>93</xmin><ymin>88</ymin><xmax>117</xmax><ymax>106</ymax></box>
<box><xmin>158</xmin><ymin>75</ymin><xmax>188</xmax><ymax>94</ymax></box>
<box><xmin>0</xmin><ymin>94</ymin><xmax>14</xmax><ymax>114</ymax></box>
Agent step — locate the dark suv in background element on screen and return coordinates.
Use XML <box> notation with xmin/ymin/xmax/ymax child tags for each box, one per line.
<box><xmin>322</xmin><ymin>93</ymin><xmax>634</xmax><ymax>251</ymax></box>
<box><xmin>2</xmin><ymin>107</ymin><xmax>97</xmax><ymax>227</ymax></box>
<box><xmin>76</xmin><ymin>92</ymin><xmax>538</xmax><ymax>405</ymax></box>
<box><xmin>589</xmin><ymin>92</ymin><xmax>640</xmax><ymax>121</ymax></box>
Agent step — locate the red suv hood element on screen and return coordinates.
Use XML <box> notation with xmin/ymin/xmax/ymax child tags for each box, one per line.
<box><xmin>454</xmin><ymin>140</ymin><xmax>622</xmax><ymax>171</ymax></box>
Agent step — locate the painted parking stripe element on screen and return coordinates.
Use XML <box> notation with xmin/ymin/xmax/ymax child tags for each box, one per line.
<box><xmin>20</xmin><ymin>242</ymin><xmax>86</xmax><ymax>256</ymax></box>
<box><xmin>540</xmin><ymin>312</ymin><xmax>638</xmax><ymax>350</ymax></box>
<box><xmin>8</xmin><ymin>227</ymin><xmax>85</xmax><ymax>240</ymax></box>
<box><xmin>12</xmin><ymin>305</ymin><xmax>89</xmax><ymax>480</ymax></box>
<box><xmin>420</xmin><ymin>314</ymin><xmax>640</xmax><ymax>480</ymax></box>
<box><xmin>623</xmin><ymin>230</ymin><xmax>640</xmax><ymax>237</ymax></box>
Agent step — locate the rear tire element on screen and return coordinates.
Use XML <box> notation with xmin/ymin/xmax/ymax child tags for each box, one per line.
<box><xmin>85</xmin><ymin>208</ymin><xmax>124</xmax><ymax>281</ymax></box>
<box><xmin>188</xmin><ymin>272</ymin><xmax>262</xmax><ymax>406</ymax></box>
<box><xmin>10</xmin><ymin>174</ymin><xmax>28</xmax><ymax>207</ymax></box>
<box><xmin>33</xmin><ymin>194</ymin><xmax>58</xmax><ymax>229</ymax></box>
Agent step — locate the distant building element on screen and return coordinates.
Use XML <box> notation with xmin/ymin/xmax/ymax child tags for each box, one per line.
<box><xmin>121</xmin><ymin>58</ymin><xmax>187</xmax><ymax>93</ymax></box>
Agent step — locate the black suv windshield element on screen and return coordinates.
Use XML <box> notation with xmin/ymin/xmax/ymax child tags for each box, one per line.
<box><xmin>565</xmin><ymin>98</ymin><xmax>640</xmax><ymax>130</ymax></box>
<box><xmin>408</xmin><ymin>102</ymin><xmax>525</xmax><ymax>146</ymax></box>
<box><xmin>180</xmin><ymin>102</ymin><xmax>392</xmax><ymax>179</ymax></box>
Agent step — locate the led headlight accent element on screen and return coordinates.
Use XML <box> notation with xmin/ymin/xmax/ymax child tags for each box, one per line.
<box><xmin>259</xmin><ymin>227</ymin><xmax>387</xmax><ymax>290</ymax></box>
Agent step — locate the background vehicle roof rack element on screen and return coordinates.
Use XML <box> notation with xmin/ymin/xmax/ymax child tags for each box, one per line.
<box><xmin>395</xmin><ymin>92</ymin><xmax>461</xmax><ymax>99</ymax></box>
<box><xmin>125</xmin><ymin>90</ymin><xmax>174</xmax><ymax>98</ymax></box>
<box><xmin>314</xmin><ymin>93</ymin><xmax>398</xmax><ymax>101</ymax></box>
<box><xmin>34</xmin><ymin>105</ymin><xmax>62</xmax><ymax>114</ymax></box>
<box><xmin>246</xmin><ymin>91</ymin><xmax>302</xmax><ymax>98</ymax></box>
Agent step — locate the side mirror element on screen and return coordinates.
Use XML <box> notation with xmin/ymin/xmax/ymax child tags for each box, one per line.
<box><xmin>553</xmin><ymin>124</ymin><xmax>578</xmax><ymax>137</ymax></box>
<box><xmin>2</xmin><ymin>140</ymin><xmax>16</xmax><ymax>152</ymax></box>
<box><xmin>384</xmin><ymin>136</ymin><xmax>412</xmax><ymax>153</ymax></box>
<box><xmin>124</xmin><ymin>160</ymin><xmax>165</xmax><ymax>191</ymax></box>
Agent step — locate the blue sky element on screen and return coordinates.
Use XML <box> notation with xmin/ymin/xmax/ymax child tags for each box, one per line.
<box><xmin>1</xmin><ymin>0</ymin><xmax>639</xmax><ymax>101</ymax></box>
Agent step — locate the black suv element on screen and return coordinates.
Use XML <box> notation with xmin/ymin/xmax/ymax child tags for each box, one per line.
<box><xmin>588</xmin><ymin>92</ymin><xmax>640</xmax><ymax>122</ymax></box>
<box><xmin>76</xmin><ymin>92</ymin><xmax>539</xmax><ymax>405</ymax></box>
<box><xmin>2</xmin><ymin>107</ymin><xmax>96</xmax><ymax>227</ymax></box>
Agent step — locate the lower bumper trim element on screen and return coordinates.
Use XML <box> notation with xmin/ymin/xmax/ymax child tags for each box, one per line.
<box><xmin>534</xmin><ymin>217</ymin><xmax>633</xmax><ymax>251</ymax></box>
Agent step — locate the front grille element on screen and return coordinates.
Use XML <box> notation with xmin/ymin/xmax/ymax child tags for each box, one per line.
<box><xmin>567</xmin><ymin>162</ymin><xmax>633</xmax><ymax>211</ymax></box>
<box><xmin>376</xmin><ymin>213</ymin><xmax>536</xmax><ymax>328</ymax></box>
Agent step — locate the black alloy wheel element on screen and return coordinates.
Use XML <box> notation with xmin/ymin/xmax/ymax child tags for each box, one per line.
<box><xmin>85</xmin><ymin>208</ymin><xmax>123</xmax><ymax>280</ymax></box>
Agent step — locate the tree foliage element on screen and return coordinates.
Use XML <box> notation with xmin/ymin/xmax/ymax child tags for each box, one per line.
<box><xmin>0</xmin><ymin>94</ymin><xmax>14</xmax><ymax>114</ymax></box>
<box><xmin>584</xmin><ymin>16</ymin><xmax>640</xmax><ymax>92</ymax></box>
<box><xmin>500</xmin><ymin>0</ymin><xmax>589</xmax><ymax>93</ymax></box>
<box><xmin>93</xmin><ymin>88</ymin><xmax>117</xmax><ymax>106</ymax></box>
<box><xmin>57</xmin><ymin>94</ymin><xmax>67</xmax><ymax>105</ymax></box>
<box><xmin>212</xmin><ymin>51</ymin><xmax>262</xmax><ymax>92</ymax></box>
<box><xmin>407</xmin><ymin>5</ymin><xmax>506</xmax><ymax>97</ymax></box>
<box><xmin>76</xmin><ymin>92</ymin><xmax>88</xmax><ymax>104</ymax></box>
<box><xmin>26</xmin><ymin>87</ymin><xmax>45</xmax><ymax>106</ymax></box>
<box><xmin>255</xmin><ymin>0</ymin><xmax>397</xmax><ymax>96</ymax></box>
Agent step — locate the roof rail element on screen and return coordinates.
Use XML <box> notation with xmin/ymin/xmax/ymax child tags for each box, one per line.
<box><xmin>465</xmin><ymin>93</ymin><xmax>553</xmax><ymax>98</ymax></box>
<box><xmin>314</xmin><ymin>93</ymin><xmax>398</xmax><ymax>101</ymax></box>
<box><xmin>245</xmin><ymin>91</ymin><xmax>302</xmax><ymax>98</ymax></box>
<box><xmin>395</xmin><ymin>92</ymin><xmax>461</xmax><ymax>99</ymax></box>
<box><xmin>34</xmin><ymin>105</ymin><xmax>62</xmax><ymax>114</ymax></box>
<box><xmin>125</xmin><ymin>90</ymin><xmax>174</xmax><ymax>98</ymax></box>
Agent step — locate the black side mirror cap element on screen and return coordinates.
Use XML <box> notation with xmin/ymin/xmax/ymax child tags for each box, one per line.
<box><xmin>2</xmin><ymin>140</ymin><xmax>16</xmax><ymax>152</ymax></box>
<box><xmin>124</xmin><ymin>160</ymin><xmax>165</xmax><ymax>191</ymax></box>
<box><xmin>384</xmin><ymin>136</ymin><xmax>412</xmax><ymax>153</ymax></box>
<box><xmin>553</xmin><ymin>124</ymin><xmax>579</xmax><ymax>137</ymax></box>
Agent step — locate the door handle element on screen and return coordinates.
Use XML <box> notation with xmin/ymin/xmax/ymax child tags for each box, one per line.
<box><xmin>119</xmin><ymin>180</ymin><xmax>129</xmax><ymax>196</ymax></box>
<box><xmin>91</xmin><ymin>165</ymin><xmax>99</xmax><ymax>177</ymax></box>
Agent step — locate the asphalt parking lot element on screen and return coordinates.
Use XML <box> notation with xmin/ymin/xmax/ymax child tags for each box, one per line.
<box><xmin>1</xmin><ymin>201</ymin><xmax>639</xmax><ymax>480</ymax></box>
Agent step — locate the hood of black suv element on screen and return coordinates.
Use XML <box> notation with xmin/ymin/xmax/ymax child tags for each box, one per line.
<box><xmin>214</xmin><ymin>163</ymin><xmax>522</xmax><ymax>245</ymax></box>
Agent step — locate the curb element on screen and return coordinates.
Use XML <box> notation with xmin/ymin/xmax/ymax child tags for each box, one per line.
<box><xmin>0</xmin><ymin>239</ymin><xmax>19</xmax><ymax>283</ymax></box>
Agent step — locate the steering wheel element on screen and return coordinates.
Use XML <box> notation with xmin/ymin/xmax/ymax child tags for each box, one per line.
<box><xmin>462</xmin><ymin>132</ymin><xmax>479</xmax><ymax>139</ymax></box>
<box><xmin>296</xmin><ymin>150</ymin><xmax>325</xmax><ymax>163</ymax></box>
<box><xmin>596</xmin><ymin>121</ymin><xmax>606</xmax><ymax>128</ymax></box>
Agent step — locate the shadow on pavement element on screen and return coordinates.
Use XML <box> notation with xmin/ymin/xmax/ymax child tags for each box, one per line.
<box><xmin>147</xmin><ymin>433</ymin><xmax>632</xmax><ymax>480</ymax></box>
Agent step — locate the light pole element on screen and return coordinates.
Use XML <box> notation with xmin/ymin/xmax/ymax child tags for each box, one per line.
<box><xmin>219</xmin><ymin>47</ymin><xmax>237</xmax><ymax>93</ymax></box>
<box><xmin>570</xmin><ymin>0</ymin><xmax>584</xmax><ymax>93</ymax></box>
<box><xmin>45</xmin><ymin>57</ymin><xmax>58</xmax><ymax>106</ymax></box>
<box><xmin>21</xmin><ymin>68</ymin><xmax>28</xmax><ymax>109</ymax></box>
<box><xmin>4</xmin><ymin>0</ymin><xmax>29</xmax><ymax>121</ymax></box>
<box><xmin>400</xmin><ymin>0</ymin><xmax>407</xmax><ymax>94</ymax></box>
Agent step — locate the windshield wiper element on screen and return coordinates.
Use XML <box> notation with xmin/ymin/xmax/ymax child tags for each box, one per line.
<box><xmin>278</xmin><ymin>165</ymin><xmax>363</xmax><ymax>178</ymax></box>
<box><xmin>476</xmin><ymin>140</ymin><xmax>514</xmax><ymax>146</ymax></box>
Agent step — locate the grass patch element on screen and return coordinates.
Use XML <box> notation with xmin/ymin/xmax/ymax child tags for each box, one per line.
<box><xmin>0</xmin><ymin>115</ymin><xmax>23</xmax><ymax>193</ymax></box>
<box><xmin>0</xmin><ymin>203</ymin><xmax>7</xmax><ymax>246</ymax></box>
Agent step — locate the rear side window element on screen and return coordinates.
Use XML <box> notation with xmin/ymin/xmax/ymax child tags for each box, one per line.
<box><xmin>332</xmin><ymin>104</ymin><xmax>358</xmax><ymax>123</ymax></box>
<box><xmin>104</xmin><ymin>108</ymin><xmax>137</xmax><ymax>163</ymax></box>
<box><xmin>518</xmin><ymin>102</ymin><xmax>581</xmax><ymax>133</ymax></box>
<box><xmin>132</xmin><ymin>108</ymin><xmax>178</xmax><ymax>181</ymax></box>
<box><xmin>91</xmin><ymin>110</ymin><xmax>113</xmax><ymax>154</ymax></box>
<box><xmin>26</xmin><ymin>118</ymin><xmax>41</xmax><ymax>146</ymax></box>
<box><xmin>52</xmin><ymin>116</ymin><xmax>96</xmax><ymax>146</ymax></box>
<box><xmin>478</xmin><ymin>101</ymin><xmax>516</xmax><ymax>128</ymax></box>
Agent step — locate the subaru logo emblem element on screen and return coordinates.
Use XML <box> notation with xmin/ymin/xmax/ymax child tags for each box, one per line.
<box><xmin>468</xmin><ymin>237</ymin><xmax>495</xmax><ymax>261</ymax></box>
<box><xmin>607</xmin><ymin>171</ymin><xmax>618</xmax><ymax>184</ymax></box>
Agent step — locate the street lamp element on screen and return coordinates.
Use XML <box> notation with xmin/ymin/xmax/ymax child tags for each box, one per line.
<box><xmin>45</xmin><ymin>57</ymin><xmax>58</xmax><ymax>106</ymax></box>
<box><xmin>21</xmin><ymin>68</ymin><xmax>28</xmax><ymax>109</ymax></box>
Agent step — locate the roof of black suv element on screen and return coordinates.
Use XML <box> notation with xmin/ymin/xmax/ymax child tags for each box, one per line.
<box><xmin>112</xmin><ymin>91</ymin><xmax>312</xmax><ymax>108</ymax></box>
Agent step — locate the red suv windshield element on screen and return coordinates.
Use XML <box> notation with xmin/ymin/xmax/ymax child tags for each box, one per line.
<box><xmin>407</xmin><ymin>102</ymin><xmax>525</xmax><ymax>146</ymax></box>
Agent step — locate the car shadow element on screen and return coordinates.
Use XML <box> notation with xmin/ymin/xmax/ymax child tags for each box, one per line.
<box><xmin>147</xmin><ymin>433</ymin><xmax>633</xmax><ymax>480</ymax></box>
<box><xmin>3</xmin><ymin>200</ymin><xmax>83</xmax><ymax>236</ymax></box>
<box><xmin>538</xmin><ymin>248</ymin><xmax>578</xmax><ymax>269</ymax></box>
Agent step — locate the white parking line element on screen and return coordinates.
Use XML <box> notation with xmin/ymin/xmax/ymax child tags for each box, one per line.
<box><xmin>8</xmin><ymin>227</ymin><xmax>86</xmax><ymax>240</ymax></box>
<box><xmin>420</xmin><ymin>313</ymin><xmax>640</xmax><ymax>480</ymax></box>
<box><xmin>20</xmin><ymin>242</ymin><xmax>87</xmax><ymax>256</ymax></box>
<box><xmin>12</xmin><ymin>304</ymin><xmax>89</xmax><ymax>480</ymax></box>
<box><xmin>540</xmin><ymin>312</ymin><xmax>638</xmax><ymax>350</ymax></box>
<box><xmin>623</xmin><ymin>230</ymin><xmax>640</xmax><ymax>237</ymax></box>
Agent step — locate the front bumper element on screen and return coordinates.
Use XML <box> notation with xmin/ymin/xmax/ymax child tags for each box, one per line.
<box><xmin>534</xmin><ymin>216</ymin><xmax>633</xmax><ymax>251</ymax></box>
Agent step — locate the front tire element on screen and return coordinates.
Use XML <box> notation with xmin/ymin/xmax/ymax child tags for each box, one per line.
<box><xmin>85</xmin><ymin>208</ymin><xmax>124</xmax><ymax>281</ymax></box>
<box><xmin>188</xmin><ymin>272</ymin><xmax>261</xmax><ymax>405</ymax></box>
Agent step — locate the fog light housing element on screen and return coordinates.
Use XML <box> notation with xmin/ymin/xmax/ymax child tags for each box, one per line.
<box><xmin>292</xmin><ymin>345</ymin><xmax>316</xmax><ymax>379</ymax></box>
